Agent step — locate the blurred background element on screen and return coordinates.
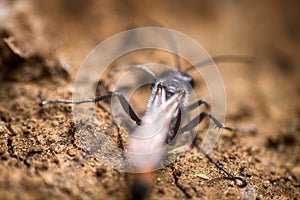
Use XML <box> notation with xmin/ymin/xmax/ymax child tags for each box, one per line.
<box><xmin>1</xmin><ymin>0</ymin><xmax>299</xmax><ymax>72</ymax></box>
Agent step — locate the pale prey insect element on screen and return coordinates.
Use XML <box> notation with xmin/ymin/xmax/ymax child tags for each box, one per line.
<box><xmin>41</xmin><ymin>54</ymin><xmax>255</xmax><ymax>200</ymax></box>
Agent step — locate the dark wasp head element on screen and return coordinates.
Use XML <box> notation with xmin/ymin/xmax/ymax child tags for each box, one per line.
<box><xmin>152</xmin><ymin>70</ymin><xmax>194</xmax><ymax>102</ymax></box>
<box><xmin>148</xmin><ymin>70</ymin><xmax>195</xmax><ymax>145</ymax></box>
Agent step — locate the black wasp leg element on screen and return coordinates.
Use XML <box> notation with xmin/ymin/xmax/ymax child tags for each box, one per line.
<box><xmin>180</xmin><ymin>111</ymin><xmax>237</xmax><ymax>133</ymax></box>
<box><xmin>178</xmin><ymin>112</ymin><xmax>247</xmax><ymax>187</ymax></box>
<box><xmin>193</xmin><ymin>138</ymin><xmax>247</xmax><ymax>187</ymax></box>
<box><xmin>186</xmin><ymin>99</ymin><xmax>210</xmax><ymax>111</ymax></box>
<box><xmin>40</xmin><ymin>92</ymin><xmax>142</xmax><ymax>126</ymax></box>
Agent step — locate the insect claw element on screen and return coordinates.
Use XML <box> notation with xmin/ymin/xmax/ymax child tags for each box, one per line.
<box><xmin>39</xmin><ymin>100</ymin><xmax>54</xmax><ymax>106</ymax></box>
<box><xmin>204</xmin><ymin>102</ymin><xmax>210</xmax><ymax>108</ymax></box>
<box><xmin>136</xmin><ymin>120</ymin><xmax>142</xmax><ymax>126</ymax></box>
<box><xmin>235</xmin><ymin>177</ymin><xmax>248</xmax><ymax>188</ymax></box>
<box><xmin>224</xmin><ymin>126</ymin><xmax>238</xmax><ymax>132</ymax></box>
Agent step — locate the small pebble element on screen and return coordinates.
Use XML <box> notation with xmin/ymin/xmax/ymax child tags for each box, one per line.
<box><xmin>196</xmin><ymin>173</ymin><xmax>209</xmax><ymax>180</ymax></box>
<box><xmin>68</xmin><ymin>148</ymin><xmax>77</xmax><ymax>156</ymax></box>
<box><xmin>263</xmin><ymin>180</ymin><xmax>270</xmax><ymax>188</ymax></box>
<box><xmin>291</xmin><ymin>166</ymin><xmax>300</xmax><ymax>177</ymax></box>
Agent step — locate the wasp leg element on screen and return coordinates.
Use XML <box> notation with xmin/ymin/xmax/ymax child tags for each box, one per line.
<box><xmin>192</xmin><ymin>138</ymin><xmax>248</xmax><ymax>187</ymax></box>
<box><xmin>40</xmin><ymin>92</ymin><xmax>142</xmax><ymax>125</ymax></box>
<box><xmin>177</xmin><ymin>112</ymin><xmax>247</xmax><ymax>187</ymax></box>
<box><xmin>180</xmin><ymin>111</ymin><xmax>237</xmax><ymax>133</ymax></box>
<box><xmin>186</xmin><ymin>99</ymin><xmax>210</xmax><ymax>111</ymax></box>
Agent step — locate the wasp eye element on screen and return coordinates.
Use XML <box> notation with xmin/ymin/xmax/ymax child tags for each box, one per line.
<box><xmin>151</xmin><ymin>83</ymin><xmax>155</xmax><ymax>90</ymax></box>
<box><xmin>182</xmin><ymin>73</ymin><xmax>194</xmax><ymax>88</ymax></box>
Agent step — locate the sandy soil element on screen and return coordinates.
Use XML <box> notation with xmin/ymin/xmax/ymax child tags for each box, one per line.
<box><xmin>0</xmin><ymin>0</ymin><xmax>299</xmax><ymax>199</ymax></box>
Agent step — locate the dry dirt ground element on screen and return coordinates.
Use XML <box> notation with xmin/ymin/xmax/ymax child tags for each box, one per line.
<box><xmin>0</xmin><ymin>0</ymin><xmax>299</xmax><ymax>199</ymax></box>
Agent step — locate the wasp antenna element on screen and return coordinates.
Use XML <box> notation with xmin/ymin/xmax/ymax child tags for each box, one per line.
<box><xmin>185</xmin><ymin>55</ymin><xmax>255</xmax><ymax>73</ymax></box>
<box><xmin>140</xmin><ymin>20</ymin><xmax>182</xmax><ymax>71</ymax></box>
<box><xmin>109</xmin><ymin>65</ymin><xmax>157</xmax><ymax>83</ymax></box>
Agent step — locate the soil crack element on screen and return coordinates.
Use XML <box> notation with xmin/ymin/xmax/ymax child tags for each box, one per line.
<box><xmin>170</xmin><ymin>164</ymin><xmax>192</xmax><ymax>199</ymax></box>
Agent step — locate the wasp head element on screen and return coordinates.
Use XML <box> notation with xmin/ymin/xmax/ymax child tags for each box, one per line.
<box><xmin>153</xmin><ymin>70</ymin><xmax>193</xmax><ymax>102</ymax></box>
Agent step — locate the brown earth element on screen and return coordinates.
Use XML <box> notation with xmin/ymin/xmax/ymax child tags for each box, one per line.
<box><xmin>0</xmin><ymin>0</ymin><xmax>299</xmax><ymax>199</ymax></box>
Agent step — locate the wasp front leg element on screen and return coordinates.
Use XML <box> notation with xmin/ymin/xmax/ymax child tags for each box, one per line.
<box><xmin>40</xmin><ymin>92</ymin><xmax>142</xmax><ymax>126</ymax></box>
